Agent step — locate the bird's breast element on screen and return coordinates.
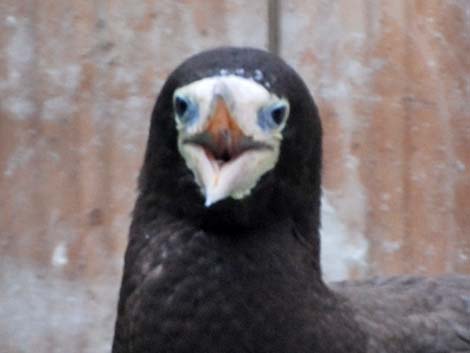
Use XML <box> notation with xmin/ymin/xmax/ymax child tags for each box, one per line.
<box><xmin>125</xmin><ymin>226</ymin><xmax>311</xmax><ymax>353</ymax></box>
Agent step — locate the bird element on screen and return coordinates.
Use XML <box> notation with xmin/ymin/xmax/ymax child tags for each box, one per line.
<box><xmin>112</xmin><ymin>47</ymin><xmax>470</xmax><ymax>353</ymax></box>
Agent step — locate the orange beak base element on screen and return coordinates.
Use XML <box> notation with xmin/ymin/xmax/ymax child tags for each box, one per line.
<box><xmin>184</xmin><ymin>98</ymin><xmax>270</xmax><ymax>164</ymax></box>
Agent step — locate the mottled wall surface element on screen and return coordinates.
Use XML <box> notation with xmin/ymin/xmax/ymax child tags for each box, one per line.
<box><xmin>282</xmin><ymin>0</ymin><xmax>470</xmax><ymax>279</ymax></box>
<box><xmin>0</xmin><ymin>1</ymin><xmax>469</xmax><ymax>352</ymax></box>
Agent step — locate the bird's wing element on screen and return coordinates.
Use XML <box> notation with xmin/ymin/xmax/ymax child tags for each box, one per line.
<box><xmin>330</xmin><ymin>275</ymin><xmax>470</xmax><ymax>353</ymax></box>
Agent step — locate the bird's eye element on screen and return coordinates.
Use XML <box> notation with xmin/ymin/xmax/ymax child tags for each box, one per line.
<box><xmin>270</xmin><ymin>105</ymin><xmax>287</xmax><ymax>125</ymax></box>
<box><xmin>257</xmin><ymin>100</ymin><xmax>290</xmax><ymax>131</ymax></box>
<box><xmin>173</xmin><ymin>94</ymin><xmax>199</xmax><ymax>125</ymax></box>
<box><xmin>174</xmin><ymin>96</ymin><xmax>188</xmax><ymax>116</ymax></box>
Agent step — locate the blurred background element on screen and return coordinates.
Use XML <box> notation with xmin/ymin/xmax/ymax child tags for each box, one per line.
<box><xmin>1</xmin><ymin>1</ymin><xmax>469</xmax><ymax>352</ymax></box>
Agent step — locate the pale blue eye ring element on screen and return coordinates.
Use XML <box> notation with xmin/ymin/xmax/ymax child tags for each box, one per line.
<box><xmin>173</xmin><ymin>94</ymin><xmax>199</xmax><ymax>125</ymax></box>
<box><xmin>257</xmin><ymin>101</ymin><xmax>289</xmax><ymax>131</ymax></box>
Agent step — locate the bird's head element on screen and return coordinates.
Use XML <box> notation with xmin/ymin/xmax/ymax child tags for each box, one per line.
<box><xmin>138</xmin><ymin>47</ymin><xmax>322</xmax><ymax>231</ymax></box>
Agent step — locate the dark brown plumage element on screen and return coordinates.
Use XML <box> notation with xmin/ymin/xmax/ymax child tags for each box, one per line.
<box><xmin>112</xmin><ymin>47</ymin><xmax>470</xmax><ymax>353</ymax></box>
<box><xmin>333</xmin><ymin>275</ymin><xmax>470</xmax><ymax>352</ymax></box>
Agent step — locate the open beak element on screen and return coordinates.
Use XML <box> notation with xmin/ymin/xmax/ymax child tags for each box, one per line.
<box><xmin>184</xmin><ymin>97</ymin><xmax>268</xmax><ymax>166</ymax></box>
<box><xmin>182</xmin><ymin>96</ymin><xmax>270</xmax><ymax>206</ymax></box>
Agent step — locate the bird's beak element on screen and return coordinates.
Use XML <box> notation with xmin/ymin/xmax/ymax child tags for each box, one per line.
<box><xmin>183</xmin><ymin>96</ymin><xmax>270</xmax><ymax>206</ymax></box>
<box><xmin>185</xmin><ymin>97</ymin><xmax>267</xmax><ymax>165</ymax></box>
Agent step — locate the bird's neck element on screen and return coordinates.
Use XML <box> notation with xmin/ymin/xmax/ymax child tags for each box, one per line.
<box><xmin>122</xmin><ymin>209</ymin><xmax>363</xmax><ymax>353</ymax></box>
<box><xmin>140</xmin><ymin>209</ymin><xmax>324</xmax><ymax>284</ymax></box>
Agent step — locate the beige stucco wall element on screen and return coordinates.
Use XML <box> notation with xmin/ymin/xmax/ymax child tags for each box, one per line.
<box><xmin>1</xmin><ymin>1</ymin><xmax>469</xmax><ymax>352</ymax></box>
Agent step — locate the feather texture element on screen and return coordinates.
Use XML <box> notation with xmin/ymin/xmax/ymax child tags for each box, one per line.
<box><xmin>332</xmin><ymin>276</ymin><xmax>470</xmax><ymax>352</ymax></box>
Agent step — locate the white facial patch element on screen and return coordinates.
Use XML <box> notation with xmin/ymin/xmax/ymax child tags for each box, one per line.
<box><xmin>174</xmin><ymin>75</ymin><xmax>289</xmax><ymax>206</ymax></box>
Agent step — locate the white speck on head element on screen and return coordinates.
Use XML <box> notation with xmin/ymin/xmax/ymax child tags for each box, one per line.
<box><xmin>52</xmin><ymin>243</ymin><xmax>68</xmax><ymax>267</ymax></box>
<box><xmin>253</xmin><ymin>69</ymin><xmax>264</xmax><ymax>81</ymax></box>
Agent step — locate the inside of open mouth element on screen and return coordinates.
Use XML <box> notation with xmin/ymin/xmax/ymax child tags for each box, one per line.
<box><xmin>185</xmin><ymin>133</ymin><xmax>271</xmax><ymax>167</ymax></box>
<box><xmin>204</xmin><ymin>148</ymin><xmax>236</xmax><ymax>167</ymax></box>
